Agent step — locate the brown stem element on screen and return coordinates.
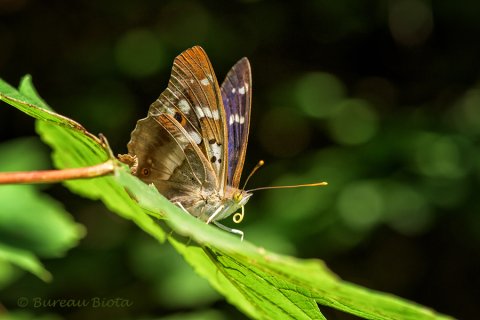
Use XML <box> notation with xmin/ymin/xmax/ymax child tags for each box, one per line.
<box><xmin>0</xmin><ymin>160</ymin><xmax>115</xmax><ymax>184</ymax></box>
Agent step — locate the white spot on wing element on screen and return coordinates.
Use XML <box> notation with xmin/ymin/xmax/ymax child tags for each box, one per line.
<box><xmin>238</xmin><ymin>86</ymin><xmax>245</xmax><ymax>95</ymax></box>
<box><xmin>178</xmin><ymin>99</ymin><xmax>190</xmax><ymax>114</ymax></box>
<box><xmin>200</xmin><ymin>78</ymin><xmax>209</xmax><ymax>86</ymax></box>
<box><xmin>190</xmin><ymin>130</ymin><xmax>202</xmax><ymax>144</ymax></box>
<box><xmin>202</xmin><ymin>106</ymin><xmax>213</xmax><ymax>119</ymax></box>
<box><xmin>212</xmin><ymin>109</ymin><xmax>219</xmax><ymax>120</ymax></box>
<box><xmin>195</xmin><ymin>106</ymin><xmax>204</xmax><ymax>117</ymax></box>
<box><xmin>211</xmin><ymin>143</ymin><xmax>222</xmax><ymax>167</ymax></box>
<box><xmin>231</xmin><ymin>88</ymin><xmax>236</xmax><ymax>94</ymax></box>
<box><xmin>229</xmin><ymin>113</ymin><xmax>245</xmax><ymax>125</ymax></box>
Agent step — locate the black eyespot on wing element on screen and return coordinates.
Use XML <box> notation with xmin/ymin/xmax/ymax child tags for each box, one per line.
<box><xmin>210</xmin><ymin>156</ymin><xmax>216</xmax><ymax>163</ymax></box>
<box><xmin>174</xmin><ymin>112</ymin><xmax>183</xmax><ymax>123</ymax></box>
<box><xmin>173</xmin><ymin>112</ymin><xmax>188</xmax><ymax>127</ymax></box>
<box><xmin>141</xmin><ymin>167</ymin><xmax>150</xmax><ymax>176</ymax></box>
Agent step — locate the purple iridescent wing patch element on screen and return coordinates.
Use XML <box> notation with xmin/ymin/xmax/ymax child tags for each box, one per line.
<box><xmin>220</xmin><ymin>57</ymin><xmax>252</xmax><ymax>188</ymax></box>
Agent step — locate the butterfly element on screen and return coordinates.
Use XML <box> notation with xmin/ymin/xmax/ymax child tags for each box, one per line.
<box><xmin>119</xmin><ymin>46</ymin><xmax>253</xmax><ymax>238</ymax></box>
<box><xmin>119</xmin><ymin>46</ymin><xmax>326</xmax><ymax>239</ymax></box>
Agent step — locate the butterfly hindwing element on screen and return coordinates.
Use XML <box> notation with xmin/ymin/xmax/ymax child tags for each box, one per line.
<box><xmin>127</xmin><ymin>113</ymin><xmax>217</xmax><ymax>215</ymax></box>
<box><xmin>221</xmin><ymin>57</ymin><xmax>252</xmax><ymax>188</ymax></box>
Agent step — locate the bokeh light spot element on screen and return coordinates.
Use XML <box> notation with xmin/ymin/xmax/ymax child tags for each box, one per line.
<box><xmin>452</xmin><ymin>88</ymin><xmax>480</xmax><ymax>136</ymax></box>
<box><xmin>389</xmin><ymin>0</ymin><xmax>433</xmax><ymax>46</ymax></box>
<box><xmin>115</xmin><ymin>29</ymin><xmax>164</xmax><ymax>78</ymax></box>
<box><xmin>327</xmin><ymin>99</ymin><xmax>378</xmax><ymax>145</ymax></box>
<box><xmin>380</xmin><ymin>181</ymin><xmax>432</xmax><ymax>235</ymax></box>
<box><xmin>155</xmin><ymin>1</ymin><xmax>210</xmax><ymax>49</ymax></box>
<box><xmin>337</xmin><ymin>181</ymin><xmax>383</xmax><ymax>231</ymax></box>
<box><xmin>295</xmin><ymin>72</ymin><xmax>345</xmax><ymax>118</ymax></box>
<box><xmin>413</xmin><ymin>133</ymin><xmax>468</xmax><ymax>178</ymax></box>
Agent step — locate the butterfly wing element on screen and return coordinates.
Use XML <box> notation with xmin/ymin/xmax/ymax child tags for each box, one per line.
<box><xmin>147</xmin><ymin>46</ymin><xmax>228</xmax><ymax>191</ymax></box>
<box><xmin>220</xmin><ymin>57</ymin><xmax>252</xmax><ymax>188</ymax></box>
<box><xmin>125</xmin><ymin>46</ymin><xmax>229</xmax><ymax>206</ymax></box>
<box><xmin>127</xmin><ymin>112</ymin><xmax>218</xmax><ymax>215</ymax></box>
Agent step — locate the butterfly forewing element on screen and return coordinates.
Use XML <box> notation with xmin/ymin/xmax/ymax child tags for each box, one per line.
<box><xmin>149</xmin><ymin>46</ymin><xmax>228</xmax><ymax>191</ymax></box>
<box><xmin>221</xmin><ymin>58</ymin><xmax>252</xmax><ymax>188</ymax></box>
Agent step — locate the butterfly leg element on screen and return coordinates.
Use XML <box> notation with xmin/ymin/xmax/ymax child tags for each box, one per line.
<box><xmin>174</xmin><ymin>201</ymin><xmax>189</xmax><ymax>214</ymax></box>
<box><xmin>213</xmin><ymin>221</ymin><xmax>244</xmax><ymax>241</ymax></box>
<box><xmin>206</xmin><ymin>205</ymin><xmax>225</xmax><ymax>224</ymax></box>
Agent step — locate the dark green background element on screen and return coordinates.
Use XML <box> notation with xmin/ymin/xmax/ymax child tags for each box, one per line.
<box><xmin>1</xmin><ymin>1</ymin><xmax>479</xmax><ymax>319</ymax></box>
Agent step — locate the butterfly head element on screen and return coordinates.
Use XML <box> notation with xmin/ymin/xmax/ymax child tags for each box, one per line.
<box><xmin>232</xmin><ymin>190</ymin><xmax>252</xmax><ymax>224</ymax></box>
<box><xmin>232</xmin><ymin>189</ymin><xmax>252</xmax><ymax>208</ymax></box>
<box><xmin>210</xmin><ymin>187</ymin><xmax>252</xmax><ymax>223</ymax></box>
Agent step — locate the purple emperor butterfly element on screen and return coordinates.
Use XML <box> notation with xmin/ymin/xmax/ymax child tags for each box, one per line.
<box><xmin>120</xmin><ymin>46</ymin><xmax>326</xmax><ymax>239</ymax></box>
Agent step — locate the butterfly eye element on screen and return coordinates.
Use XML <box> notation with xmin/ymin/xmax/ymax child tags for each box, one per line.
<box><xmin>141</xmin><ymin>167</ymin><xmax>150</xmax><ymax>176</ymax></box>
<box><xmin>233</xmin><ymin>193</ymin><xmax>242</xmax><ymax>202</ymax></box>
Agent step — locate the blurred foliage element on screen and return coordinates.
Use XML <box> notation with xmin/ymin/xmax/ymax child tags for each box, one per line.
<box><xmin>0</xmin><ymin>138</ymin><xmax>85</xmax><ymax>283</ymax></box>
<box><xmin>1</xmin><ymin>0</ymin><xmax>480</xmax><ymax>319</ymax></box>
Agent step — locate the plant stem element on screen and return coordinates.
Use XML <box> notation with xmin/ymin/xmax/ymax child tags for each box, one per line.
<box><xmin>0</xmin><ymin>160</ymin><xmax>115</xmax><ymax>185</ymax></box>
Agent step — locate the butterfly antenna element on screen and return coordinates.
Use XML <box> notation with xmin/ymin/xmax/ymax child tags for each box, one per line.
<box><xmin>247</xmin><ymin>181</ymin><xmax>328</xmax><ymax>192</ymax></box>
<box><xmin>242</xmin><ymin>160</ymin><xmax>265</xmax><ymax>190</ymax></box>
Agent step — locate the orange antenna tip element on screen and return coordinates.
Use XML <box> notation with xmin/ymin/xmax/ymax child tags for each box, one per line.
<box><xmin>242</xmin><ymin>160</ymin><xmax>265</xmax><ymax>190</ymax></box>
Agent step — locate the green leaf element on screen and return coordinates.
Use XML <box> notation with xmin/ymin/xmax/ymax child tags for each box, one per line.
<box><xmin>0</xmin><ymin>185</ymin><xmax>85</xmax><ymax>258</ymax></box>
<box><xmin>0</xmin><ymin>243</ymin><xmax>51</xmax><ymax>282</ymax></box>
<box><xmin>0</xmin><ymin>310</ymin><xmax>63</xmax><ymax>320</ymax></box>
<box><xmin>119</xmin><ymin>168</ymin><xmax>449</xmax><ymax>319</ymax></box>
<box><xmin>0</xmin><ymin>75</ymin><xmax>454</xmax><ymax>320</ymax></box>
